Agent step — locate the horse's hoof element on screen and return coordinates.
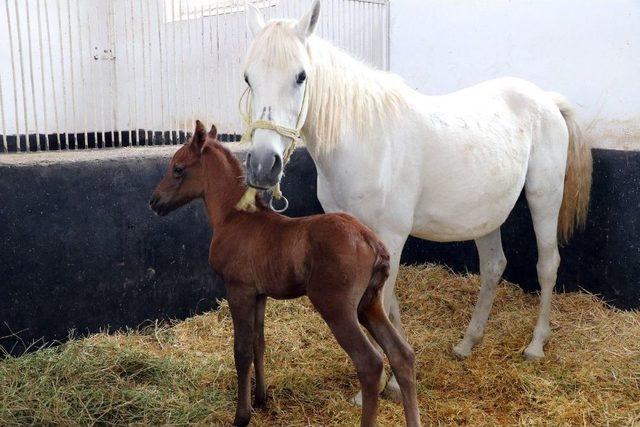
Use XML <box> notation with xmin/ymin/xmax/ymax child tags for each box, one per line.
<box><xmin>452</xmin><ymin>343</ymin><xmax>472</xmax><ymax>359</ymax></box>
<box><xmin>349</xmin><ymin>390</ymin><xmax>363</xmax><ymax>407</ymax></box>
<box><xmin>524</xmin><ymin>345</ymin><xmax>545</xmax><ymax>360</ymax></box>
<box><xmin>381</xmin><ymin>379</ymin><xmax>402</xmax><ymax>404</ymax></box>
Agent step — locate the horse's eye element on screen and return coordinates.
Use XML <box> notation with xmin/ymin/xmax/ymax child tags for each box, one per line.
<box><xmin>244</xmin><ymin>74</ymin><xmax>250</xmax><ymax>87</ymax></box>
<box><xmin>173</xmin><ymin>165</ymin><xmax>184</xmax><ymax>178</ymax></box>
<box><xmin>296</xmin><ymin>70</ymin><xmax>306</xmax><ymax>85</ymax></box>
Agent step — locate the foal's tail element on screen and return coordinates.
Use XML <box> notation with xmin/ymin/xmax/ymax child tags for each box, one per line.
<box><xmin>549</xmin><ymin>92</ymin><xmax>593</xmax><ymax>243</ymax></box>
<box><xmin>358</xmin><ymin>232</ymin><xmax>391</xmax><ymax>314</ymax></box>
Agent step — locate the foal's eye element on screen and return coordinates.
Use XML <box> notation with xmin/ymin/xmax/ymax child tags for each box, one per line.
<box><xmin>296</xmin><ymin>70</ymin><xmax>306</xmax><ymax>85</ymax></box>
<box><xmin>173</xmin><ymin>165</ymin><xmax>184</xmax><ymax>178</ymax></box>
<box><xmin>244</xmin><ymin>74</ymin><xmax>250</xmax><ymax>87</ymax></box>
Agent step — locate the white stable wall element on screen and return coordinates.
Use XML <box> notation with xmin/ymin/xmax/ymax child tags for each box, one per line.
<box><xmin>389</xmin><ymin>0</ymin><xmax>640</xmax><ymax>151</ymax></box>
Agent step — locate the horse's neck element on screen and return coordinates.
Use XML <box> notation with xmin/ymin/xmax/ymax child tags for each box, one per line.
<box><xmin>303</xmin><ymin>37</ymin><xmax>410</xmax><ymax>160</ymax></box>
<box><xmin>202</xmin><ymin>146</ymin><xmax>246</xmax><ymax>228</ymax></box>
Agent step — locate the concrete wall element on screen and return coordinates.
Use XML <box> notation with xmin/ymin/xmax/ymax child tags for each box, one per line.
<box><xmin>390</xmin><ymin>0</ymin><xmax>640</xmax><ymax>151</ymax></box>
<box><xmin>1</xmin><ymin>146</ymin><xmax>639</xmax><ymax>355</ymax></box>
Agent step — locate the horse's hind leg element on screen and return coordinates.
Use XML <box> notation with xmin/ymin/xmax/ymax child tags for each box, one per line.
<box><xmin>453</xmin><ymin>228</ymin><xmax>506</xmax><ymax>359</ymax></box>
<box><xmin>523</xmin><ymin>129</ymin><xmax>565</xmax><ymax>359</ymax></box>
<box><xmin>309</xmin><ymin>292</ymin><xmax>383</xmax><ymax>427</ymax></box>
<box><xmin>360</xmin><ymin>295</ymin><xmax>421</xmax><ymax>427</ymax></box>
<box><xmin>524</xmin><ymin>174</ymin><xmax>563</xmax><ymax>360</ymax></box>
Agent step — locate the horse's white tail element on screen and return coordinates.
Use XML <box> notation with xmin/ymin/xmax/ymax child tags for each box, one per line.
<box><xmin>549</xmin><ymin>92</ymin><xmax>593</xmax><ymax>243</ymax></box>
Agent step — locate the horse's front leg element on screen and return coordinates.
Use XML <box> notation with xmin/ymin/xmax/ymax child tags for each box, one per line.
<box><xmin>253</xmin><ymin>294</ymin><xmax>267</xmax><ymax>408</ymax></box>
<box><xmin>227</xmin><ymin>285</ymin><xmax>257</xmax><ymax>427</ymax></box>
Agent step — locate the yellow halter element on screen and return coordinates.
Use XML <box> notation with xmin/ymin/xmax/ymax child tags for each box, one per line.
<box><xmin>236</xmin><ymin>81</ymin><xmax>309</xmax><ymax>213</ymax></box>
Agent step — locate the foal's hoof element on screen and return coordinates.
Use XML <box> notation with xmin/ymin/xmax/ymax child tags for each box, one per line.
<box><xmin>349</xmin><ymin>390</ymin><xmax>363</xmax><ymax>407</ymax></box>
<box><xmin>381</xmin><ymin>378</ymin><xmax>402</xmax><ymax>404</ymax></box>
<box><xmin>524</xmin><ymin>344</ymin><xmax>545</xmax><ymax>360</ymax></box>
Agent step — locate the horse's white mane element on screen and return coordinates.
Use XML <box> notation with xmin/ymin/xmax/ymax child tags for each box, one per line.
<box><xmin>245</xmin><ymin>20</ymin><xmax>412</xmax><ymax>154</ymax></box>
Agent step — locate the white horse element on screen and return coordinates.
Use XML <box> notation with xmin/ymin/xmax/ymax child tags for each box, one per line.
<box><xmin>242</xmin><ymin>0</ymin><xmax>592</xmax><ymax>404</ymax></box>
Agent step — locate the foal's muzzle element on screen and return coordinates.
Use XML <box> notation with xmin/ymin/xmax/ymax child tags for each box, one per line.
<box><xmin>246</xmin><ymin>150</ymin><xmax>282</xmax><ymax>189</ymax></box>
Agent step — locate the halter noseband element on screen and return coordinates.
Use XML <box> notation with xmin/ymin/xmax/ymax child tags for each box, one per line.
<box><xmin>236</xmin><ymin>81</ymin><xmax>310</xmax><ymax>213</ymax></box>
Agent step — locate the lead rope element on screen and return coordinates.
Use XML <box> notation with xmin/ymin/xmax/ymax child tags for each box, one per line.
<box><xmin>235</xmin><ymin>82</ymin><xmax>309</xmax><ymax>213</ymax></box>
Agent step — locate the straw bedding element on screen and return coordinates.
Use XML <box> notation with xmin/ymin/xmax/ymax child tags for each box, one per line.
<box><xmin>1</xmin><ymin>264</ymin><xmax>638</xmax><ymax>425</ymax></box>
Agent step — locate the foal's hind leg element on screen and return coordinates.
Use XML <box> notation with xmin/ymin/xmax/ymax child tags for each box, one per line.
<box><xmin>360</xmin><ymin>295</ymin><xmax>421</xmax><ymax>427</ymax></box>
<box><xmin>309</xmin><ymin>292</ymin><xmax>384</xmax><ymax>427</ymax></box>
<box><xmin>453</xmin><ymin>228</ymin><xmax>506</xmax><ymax>359</ymax></box>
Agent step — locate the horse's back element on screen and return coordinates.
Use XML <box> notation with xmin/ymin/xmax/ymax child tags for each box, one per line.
<box><xmin>407</xmin><ymin>77</ymin><xmax>560</xmax><ymax>241</ymax></box>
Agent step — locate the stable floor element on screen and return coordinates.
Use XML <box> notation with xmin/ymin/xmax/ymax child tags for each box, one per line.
<box><xmin>1</xmin><ymin>265</ymin><xmax>638</xmax><ymax>425</ymax></box>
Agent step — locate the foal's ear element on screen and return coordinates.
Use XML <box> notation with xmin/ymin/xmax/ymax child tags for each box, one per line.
<box><xmin>208</xmin><ymin>124</ymin><xmax>218</xmax><ymax>140</ymax></box>
<box><xmin>295</xmin><ymin>0</ymin><xmax>320</xmax><ymax>40</ymax></box>
<box><xmin>245</xmin><ymin>2</ymin><xmax>265</xmax><ymax>38</ymax></box>
<box><xmin>191</xmin><ymin>120</ymin><xmax>206</xmax><ymax>153</ymax></box>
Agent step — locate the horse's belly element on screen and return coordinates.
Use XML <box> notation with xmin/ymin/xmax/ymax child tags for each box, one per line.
<box><xmin>411</xmin><ymin>155</ymin><xmax>528</xmax><ymax>242</ymax></box>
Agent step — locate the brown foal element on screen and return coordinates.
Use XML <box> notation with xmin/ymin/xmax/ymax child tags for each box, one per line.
<box><xmin>150</xmin><ymin>121</ymin><xmax>421</xmax><ymax>427</ymax></box>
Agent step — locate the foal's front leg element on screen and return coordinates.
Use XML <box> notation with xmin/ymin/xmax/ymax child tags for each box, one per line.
<box><xmin>227</xmin><ymin>286</ymin><xmax>257</xmax><ymax>427</ymax></box>
<box><xmin>253</xmin><ymin>294</ymin><xmax>267</xmax><ymax>408</ymax></box>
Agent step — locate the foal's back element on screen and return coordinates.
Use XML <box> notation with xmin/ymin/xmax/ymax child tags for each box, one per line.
<box><xmin>210</xmin><ymin>210</ymin><xmax>381</xmax><ymax>300</ymax></box>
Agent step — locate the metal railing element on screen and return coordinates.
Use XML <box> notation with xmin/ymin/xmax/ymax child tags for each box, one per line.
<box><xmin>0</xmin><ymin>0</ymin><xmax>389</xmax><ymax>153</ymax></box>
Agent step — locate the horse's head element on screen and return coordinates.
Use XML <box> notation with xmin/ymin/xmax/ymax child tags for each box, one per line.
<box><xmin>243</xmin><ymin>0</ymin><xmax>320</xmax><ymax>189</ymax></box>
<box><xmin>150</xmin><ymin>121</ymin><xmax>217</xmax><ymax>216</ymax></box>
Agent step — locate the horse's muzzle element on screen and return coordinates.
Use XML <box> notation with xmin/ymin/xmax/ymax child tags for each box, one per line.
<box><xmin>246</xmin><ymin>151</ymin><xmax>282</xmax><ymax>189</ymax></box>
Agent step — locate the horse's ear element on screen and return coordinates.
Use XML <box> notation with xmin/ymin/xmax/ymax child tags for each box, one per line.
<box><xmin>208</xmin><ymin>124</ymin><xmax>218</xmax><ymax>140</ymax></box>
<box><xmin>295</xmin><ymin>0</ymin><xmax>320</xmax><ymax>40</ymax></box>
<box><xmin>245</xmin><ymin>2</ymin><xmax>265</xmax><ymax>38</ymax></box>
<box><xmin>191</xmin><ymin>120</ymin><xmax>206</xmax><ymax>153</ymax></box>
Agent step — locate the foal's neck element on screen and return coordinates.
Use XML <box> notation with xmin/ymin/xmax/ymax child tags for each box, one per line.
<box><xmin>201</xmin><ymin>143</ymin><xmax>252</xmax><ymax>228</ymax></box>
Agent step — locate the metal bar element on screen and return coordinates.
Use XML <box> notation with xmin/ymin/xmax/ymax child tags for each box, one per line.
<box><xmin>186</xmin><ymin>0</ymin><xmax>194</xmax><ymax>131</ymax></box>
<box><xmin>0</xmin><ymin>57</ymin><xmax>7</xmax><ymax>152</ymax></box>
<box><xmin>44</xmin><ymin>0</ymin><xmax>61</xmax><ymax>150</ymax></box>
<box><xmin>385</xmin><ymin>0</ymin><xmax>390</xmax><ymax>70</ymax></box>
<box><xmin>66</xmin><ymin>0</ymin><xmax>77</xmax><ymax>149</ymax></box>
<box><xmin>200</xmin><ymin>0</ymin><xmax>206</xmax><ymax>126</ymax></box>
<box><xmin>36</xmin><ymin>0</ymin><xmax>50</xmax><ymax>150</ymax></box>
<box><xmin>213</xmin><ymin>0</ymin><xmax>220</xmax><ymax>132</ymax></box>
<box><xmin>95</xmin><ymin>1</ymin><xmax>107</xmax><ymax>148</ymax></box>
<box><xmin>56</xmin><ymin>0</ymin><xmax>69</xmax><ymax>149</ymax></box>
<box><xmin>144</xmin><ymin>0</ymin><xmax>154</xmax><ymax>144</ymax></box>
<box><xmin>5</xmin><ymin>1</ymin><xmax>20</xmax><ymax>152</ymax></box>
<box><xmin>179</xmin><ymin>0</ymin><xmax>187</xmax><ymax>134</ymax></box>
<box><xmin>25</xmin><ymin>0</ymin><xmax>40</xmax><ymax>151</ymax></box>
<box><xmin>14</xmin><ymin>0</ymin><xmax>30</xmax><ymax>151</ymax></box>
<box><xmin>122</xmin><ymin>0</ymin><xmax>134</xmax><ymax>146</ymax></box>
<box><xmin>171</xmin><ymin>0</ymin><xmax>178</xmax><ymax>142</ymax></box>
<box><xmin>155</xmin><ymin>0</ymin><xmax>167</xmax><ymax>144</ymax></box>
<box><xmin>74</xmin><ymin>0</ymin><xmax>88</xmax><ymax>148</ymax></box>
<box><xmin>129</xmin><ymin>0</ymin><xmax>139</xmax><ymax>145</ymax></box>
<box><xmin>139</xmin><ymin>0</ymin><xmax>149</xmax><ymax>144</ymax></box>
<box><xmin>85</xmin><ymin>3</ymin><xmax>98</xmax><ymax>147</ymax></box>
<box><xmin>109</xmin><ymin>0</ymin><xmax>120</xmax><ymax>147</ymax></box>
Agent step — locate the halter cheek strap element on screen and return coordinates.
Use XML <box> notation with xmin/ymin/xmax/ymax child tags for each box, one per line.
<box><xmin>236</xmin><ymin>81</ymin><xmax>309</xmax><ymax>213</ymax></box>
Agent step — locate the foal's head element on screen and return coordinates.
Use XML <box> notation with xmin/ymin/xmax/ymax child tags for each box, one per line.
<box><xmin>149</xmin><ymin>121</ymin><xmax>216</xmax><ymax>216</ymax></box>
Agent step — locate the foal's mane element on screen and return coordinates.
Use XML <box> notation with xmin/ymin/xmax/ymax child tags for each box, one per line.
<box><xmin>245</xmin><ymin>21</ymin><xmax>413</xmax><ymax>155</ymax></box>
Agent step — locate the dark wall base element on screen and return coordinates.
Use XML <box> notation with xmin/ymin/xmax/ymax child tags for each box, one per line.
<box><xmin>0</xmin><ymin>148</ymin><xmax>224</xmax><ymax>355</ymax></box>
<box><xmin>0</xmin><ymin>146</ymin><xmax>638</xmax><ymax>355</ymax></box>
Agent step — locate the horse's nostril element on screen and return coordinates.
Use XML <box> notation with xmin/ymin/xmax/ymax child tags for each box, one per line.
<box><xmin>271</xmin><ymin>154</ymin><xmax>282</xmax><ymax>175</ymax></box>
<box><xmin>150</xmin><ymin>195</ymin><xmax>158</xmax><ymax>206</ymax></box>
